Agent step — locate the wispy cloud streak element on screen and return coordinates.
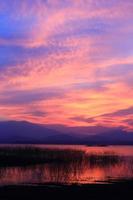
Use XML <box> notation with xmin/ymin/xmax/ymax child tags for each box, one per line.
<box><xmin>0</xmin><ymin>0</ymin><xmax>133</xmax><ymax>132</ymax></box>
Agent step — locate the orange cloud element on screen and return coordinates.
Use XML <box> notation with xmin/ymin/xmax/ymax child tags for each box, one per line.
<box><xmin>0</xmin><ymin>0</ymin><xmax>133</xmax><ymax>133</ymax></box>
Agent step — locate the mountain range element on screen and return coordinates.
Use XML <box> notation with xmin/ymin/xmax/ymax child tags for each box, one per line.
<box><xmin>0</xmin><ymin>121</ymin><xmax>133</xmax><ymax>145</ymax></box>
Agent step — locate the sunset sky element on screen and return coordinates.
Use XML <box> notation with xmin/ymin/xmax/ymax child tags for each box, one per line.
<box><xmin>0</xmin><ymin>0</ymin><xmax>133</xmax><ymax>133</ymax></box>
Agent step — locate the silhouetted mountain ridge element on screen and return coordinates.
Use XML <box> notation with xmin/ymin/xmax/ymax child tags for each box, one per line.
<box><xmin>85</xmin><ymin>130</ymin><xmax>133</xmax><ymax>145</ymax></box>
<box><xmin>0</xmin><ymin>121</ymin><xmax>63</xmax><ymax>143</ymax></box>
<box><xmin>0</xmin><ymin>121</ymin><xmax>133</xmax><ymax>144</ymax></box>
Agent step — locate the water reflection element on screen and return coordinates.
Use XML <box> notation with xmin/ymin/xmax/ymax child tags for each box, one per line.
<box><xmin>0</xmin><ymin>145</ymin><xmax>133</xmax><ymax>185</ymax></box>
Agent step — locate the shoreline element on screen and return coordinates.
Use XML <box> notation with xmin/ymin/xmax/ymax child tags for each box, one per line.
<box><xmin>0</xmin><ymin>180</ymin><xmax>133</xmax><ymax>200</ymax></box>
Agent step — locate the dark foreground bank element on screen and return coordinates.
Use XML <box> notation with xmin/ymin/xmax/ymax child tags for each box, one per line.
<box><xmin>0</xmin><ymin>181</ymin><xmax>133</xmax><ymax>200</ymax></box>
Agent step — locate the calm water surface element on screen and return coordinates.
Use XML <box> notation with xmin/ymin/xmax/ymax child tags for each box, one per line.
<box><xmin>0</xmin><ymin>145</ymin><xmax>133</xmax><ymax>185</ymax></box>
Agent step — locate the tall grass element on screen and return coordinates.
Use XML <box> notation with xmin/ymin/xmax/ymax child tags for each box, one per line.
<box><xmin>0</xmin><ymin>147</ymin><xmax>85</xmax><ymax>166</ymax></box>
<box><xmin>88</xmin><ymin>152</ymin><xmax>121</xmax><ymax>167</ymax></box>
<box><xmin>0</xmin><ymin>146</ymin><xmax>121</xmax><ymax>167</ymax></box>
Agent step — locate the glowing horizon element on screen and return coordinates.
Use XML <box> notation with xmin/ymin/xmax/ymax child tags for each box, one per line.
<box><xmin>0</xmin><ymin>0</ymin><xmax>133</xmax><ymax>132</ymax></box>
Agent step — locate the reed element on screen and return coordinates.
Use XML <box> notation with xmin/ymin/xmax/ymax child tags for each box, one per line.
<box><xmin>0</xmin><ymin>146</ymin><xmax>121</xmax><ymax>167</ymax></box>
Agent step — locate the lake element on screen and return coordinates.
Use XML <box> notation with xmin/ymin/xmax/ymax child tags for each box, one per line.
<box><xmin>0</xmin><ymin>145</ymin><xmax>133</xmax><ymax>185</ymax></box>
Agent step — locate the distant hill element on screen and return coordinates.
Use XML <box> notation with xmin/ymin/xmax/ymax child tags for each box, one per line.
<box><xmin>0</xmin><ymin>121</ymin><xmax>63</xmax><ymax>144</ymax></box>
<box><xmin>0</xmin><ymin>121</ymin><xmax>81</xmax><ymax>144</ymax></box>
<box><xmin>85</xmin><ymin>130</ymin><xmax>133</xmax><ymax>145</ymax></box>
<box><xmin>0</xmin><ymin>121</ymin><xmax>133</xmax><ymax>145</ymax></box>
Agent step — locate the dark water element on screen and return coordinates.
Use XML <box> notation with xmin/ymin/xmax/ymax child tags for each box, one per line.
<box><xmin>0</xmin><ymin>145</ymin><xmax>133</xmax><ymax>185</ymax></box>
